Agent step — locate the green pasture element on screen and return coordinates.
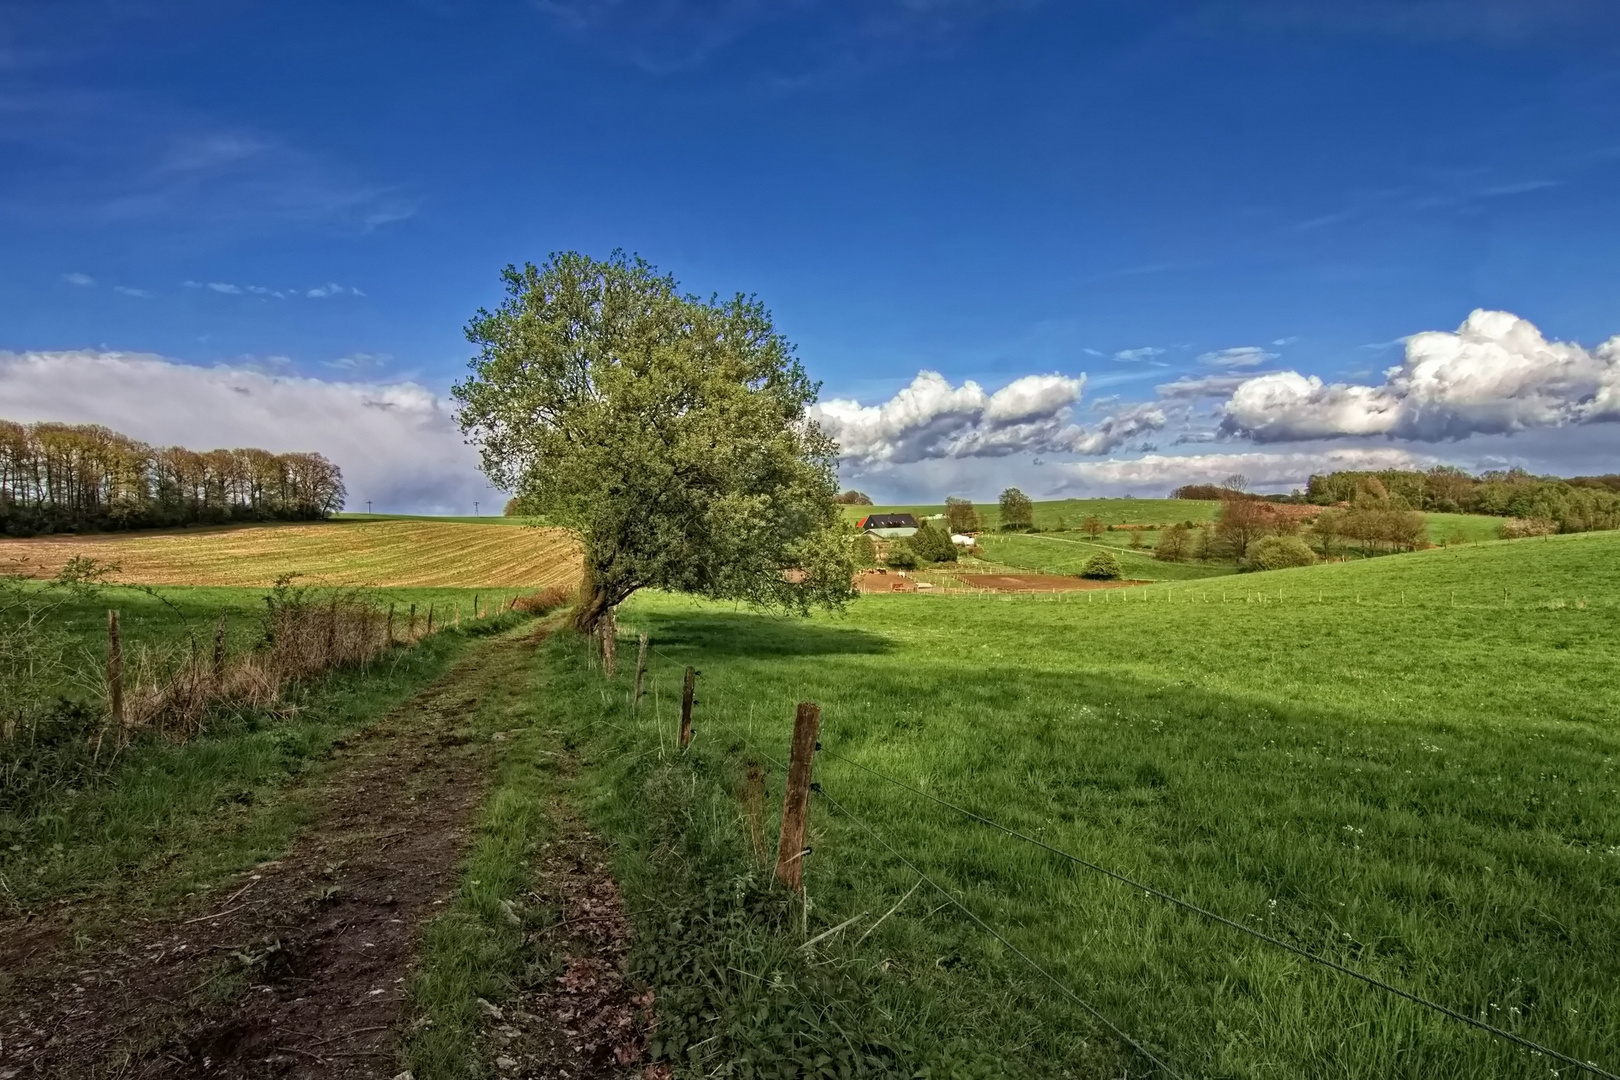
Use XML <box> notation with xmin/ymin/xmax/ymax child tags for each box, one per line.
<box><xmin>843</xmin><ymin>497</ymin><xmax>1221</xmax><ymax>531</ymax></box>
<box><xmin>558</xmin><ymin>532</ymin><xmax>1620</xmax><ymax>1078</ymax></box>
<box><xmin>975</xmin><ymin>530</ymin><xmax>1238</xmax><ymax>581</ymax></box>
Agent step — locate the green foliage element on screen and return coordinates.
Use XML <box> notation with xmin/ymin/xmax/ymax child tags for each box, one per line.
<box><xmin>944</xmin><ymin>496</ymin><xmax>980</xmax><ymax>534</ymax></box>
<box><xmin>1244</xmin><ymin>534</ymin><xmax>1319</xmax><ymax>571</ymax></box>
<box><xmin>1080</xmin><ymin>550</ymin><xmax>1122</xmax><ymax>579</ymax></box>
<box><xmin>0</xmin><ymin>418</ymin><xmax>344</xmax><ymax>536</ymax></box>
<box><xmin>998</xmin><ymin>488</ymin><xmax>1034</xmax><ymax>532</ymax></box>
<box><xmin>884</xmin><ymin>545</ymin><xmax>920</xmax><ymax>570</ymax></box>
<box><xmin>1306</xmin><ymin>466</ymin><xmax>1620</xmax><ymax>534</ymax></box>
<box><xmin>851</xmin><ymin>532</ymin><xmax>878</xmax><ymax>568</ymax></box>
<box><xmin>453</xmin><ymin>251</ymin><xmax>854</xmax><ymax>630</ymax></box>
<box><xmin>907</xmin><ymin>521</ymin><xmax>957</xmax><ymax>564</ymax></box>
<box><xmin>1154</xmin><ymin>522</ymin><xmax>1190</xmax><ymax>562</ymax></box>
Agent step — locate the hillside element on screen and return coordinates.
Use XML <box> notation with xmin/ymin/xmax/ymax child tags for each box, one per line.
<box><xmin>842</xmin><ymin>496</ymin><xmax>1220</xmax><ymax>530</ymax></box>
<box><xmin>570</xmin><ymin>531</ymin><xmax>1620</xmax><ymax>1076</ymax></box>
<box><xmin>0</xmin><ymin>519</ymin><xmax>581</xmax><ymax>589</ymax></box>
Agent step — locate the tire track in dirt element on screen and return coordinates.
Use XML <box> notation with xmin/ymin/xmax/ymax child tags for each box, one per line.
<box><xmin>0</xmin><ymin>633</ymin><xmax>534</xmax><ymax>1079</ymax></box>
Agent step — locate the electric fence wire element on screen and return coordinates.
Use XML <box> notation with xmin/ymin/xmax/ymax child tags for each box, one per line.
<box><xmin>816</xmin><ymin>747</ymin><xmax>1617</xmax><ymax>1080</ymax></box>
<box><xmin>639</xmin><ymin>642</ymin><xmax>1182</xmax><ymax>1079</ymax></box>
<box><xmin>811</xmin><ymin>782</ymin><xmax>1185</xmax><ymax>1080</ymax></box>
<box><xmin>636</xmin><ymin>640</ymin><xmax>1617</xmax><ymax>1078</ymax></box>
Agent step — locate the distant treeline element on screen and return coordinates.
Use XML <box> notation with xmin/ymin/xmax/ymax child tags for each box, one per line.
<box><xmin>1176</xmin><ymin>468</ymin><xmax>1620</xmax><ymax>535</ymax></box>
<box><xmin>0</xmin><ymin>419</ymin><xmax>345</xmax><ymax>536</ymax></box>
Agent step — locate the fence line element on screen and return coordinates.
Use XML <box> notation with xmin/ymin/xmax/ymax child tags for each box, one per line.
<box><xmin>627</xmin><ymin>637</ymin><xmax>1616</xmax><ymax>1080</ymax></box>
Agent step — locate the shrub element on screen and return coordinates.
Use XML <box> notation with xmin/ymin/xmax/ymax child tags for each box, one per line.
<box><xmin>1080</xmin><ymin>550</ymin><xmax>1122</xmax><ymax>580</ymax></box>
<box><xmin>1500</xmin><ymin>517</ymin><xmax>1557</xmax><ymax>539</ymax></box>
<box><xmin>1245</xmin><ymin>535</ymin><xmax>1318</xmax><ymax>571</ymax></box>
<box><xmin>884</xmin><ymin>545</ymin><xmax>919</xmax><ymax>570</ymax></box>
<box><xmin>907</xmin><ymin>521</ymin><xmax>957</xmax><ymax>564</ymax></box>
<box><xmin>1155</xmin><ymin>522</ymin><xmax>1190</xmax><ymax>562</ymax></box>
<box><xmin>851</xmin><ymin>532</ymin><xmax>877</xmax><ymax>567</ymax></box>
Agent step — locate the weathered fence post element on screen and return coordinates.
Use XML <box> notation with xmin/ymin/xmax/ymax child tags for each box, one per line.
<box><xmin>106</xmin><ymin>610</ymin><xmax>124</xmax><ymax>742</ymax></box>
<box><xmin>633</xmin><ymin>632</ymin><xmax>648</xmax><ymax>706</ymax></box>
<box><xmin>387</xmin><ymin>603</ymin><xmax>396</xmax><ymax>644</ymax></box>
<box><xmin>409</xmin><ymin>603</ymin><xmax>417</xmax><ymax>638</ymax></box>
<box><xmin>775</xmin><ymin>702</ymin><xmax>821</xmax><ymax>893</ymax></box>
<box><xmin>680</xmin><ymin>666</ymin><xmax>696</xmax><ymax>748</ymax></box>
<box><xmin>426</xmin><ymin>604</ymin><xmax>434</xmax><ymax>634</ymax></box>
<box><xmin>601</xmin><ymin>609</ymin><xmax>618</xmax><ymax>677</ymax></box>
<box><xmin>473</xmin><ymin>594</ymin><xmax>480</xmax><ymax>619</ymax></box>
<box><xmin>212</xmin><ymin>615</ymin><xmax>228</xmax><ymax>684</ymax></box>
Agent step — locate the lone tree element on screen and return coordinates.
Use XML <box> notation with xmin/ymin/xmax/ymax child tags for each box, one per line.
<box><xmin>944</xmin><ymin>496</ymin><xmax>980</xmax><ymax>534</ymax></box>
<box><xmin>999</xmin><ymin>487</ymin><xmax>1035</xmax><ymax>531</ymax></box>
<box><xmin>454</xmin><ymin>252</ymin><xmax>854</xmax><ymax>633</ymax></box>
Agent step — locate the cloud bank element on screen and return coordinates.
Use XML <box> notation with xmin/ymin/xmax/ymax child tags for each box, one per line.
<box><xmin>1056</xmin><ymin>446</ymin><xmax>1430</xmax><ymax>493</ymax></box>
<box><xmin>811</xmin><ymin>371</ymin><xmax>1164</xmax><ymax>467</ymax></box>
<box><xmin>1221</xmin><ymin>310</ymin><xmax>1620</xmax><ymax>443</ymax></box>
<box><xmin>0</xmin><ymin>351</ymin><xmax>499</xmax><ymax>514</ymax></box>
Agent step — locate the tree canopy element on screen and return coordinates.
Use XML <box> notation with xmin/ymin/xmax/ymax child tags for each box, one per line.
<box><xmin>453</xmin><ymin>252</ymin><xmax>854</xmax><ymax>631</ymax></box>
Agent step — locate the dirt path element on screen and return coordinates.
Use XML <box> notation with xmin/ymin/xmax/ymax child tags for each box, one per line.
<box><xmin>483</xmin><ymin>800</ymin><xmax>664</xmax><ymax>1080</ymax></box>
<box><xmin>0</xmin><ymin>635</ymin><xmax>528</xmax><ymax>1078</ymax></box>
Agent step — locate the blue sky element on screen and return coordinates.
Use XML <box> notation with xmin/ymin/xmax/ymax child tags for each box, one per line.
<box><xmin>5</xmin><ymin>0</ymin><xmax>1620</xmax><ymax>510</ymax></box>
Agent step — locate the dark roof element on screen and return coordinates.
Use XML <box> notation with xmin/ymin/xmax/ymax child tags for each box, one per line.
<box><xmin>859</xmin><ymin>513</ymin><xmax>918</xmax><ymax>529</ymax></box>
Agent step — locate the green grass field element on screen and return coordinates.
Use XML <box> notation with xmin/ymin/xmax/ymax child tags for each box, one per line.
<box><xmin>975</xmin><ymin>530</ymin><xmax>1238</xmax><ymax>580</ymax></box>
<box><xmin>843</xmin><ymin>497</ymin><xmax>1222</xmax><ymax>531</ymax></box>
<box><xmin>555</xmin><ymin>532</ymin><xmax>1620</xmax><ymax>1078</ymax></box>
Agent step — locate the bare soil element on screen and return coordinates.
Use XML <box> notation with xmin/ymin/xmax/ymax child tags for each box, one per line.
<box><xmin>0</xmin><ymin>635</ymin><xmax>523</xmax><ymax>1078</ymax></box>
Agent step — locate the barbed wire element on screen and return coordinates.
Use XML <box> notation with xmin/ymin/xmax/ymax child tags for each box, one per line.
<box><xmin>811</xmin><ymin>783</ymin><xmax>1185</xmax><ymax>1080</ymax></box>
<box><xmin>814</xmin><ymin>747</ymin><xmax>1616</xmax><ymax>1079</ymax></box>
<box><xmin>626</xmin><ymin>635</ymin><xmax>1616</xmax><ymax>1080</ymax></box>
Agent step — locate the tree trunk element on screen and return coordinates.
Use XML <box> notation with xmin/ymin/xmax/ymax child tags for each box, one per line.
<box><xmin>572</xmin><ymin>579</ymin><xmax>616</xmax><ymax>634</ymax></box>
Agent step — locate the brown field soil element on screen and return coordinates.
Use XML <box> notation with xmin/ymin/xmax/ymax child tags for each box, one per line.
<box><xmin>0</xmin><ymin>520</ymin><xmax>582</xmax><ymax>589</ymax></box>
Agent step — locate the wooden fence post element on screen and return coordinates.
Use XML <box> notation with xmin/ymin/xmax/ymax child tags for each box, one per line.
<box><xmin>212</xmin><ymin>615</ymin><xmax>228</xmax><ymax>684</ymax></box>
<box><xmin>775</xmin><ymin>702</ymin><xmax>821</xmax><ymax>893</ymax></box>
<box><xmin>679</xmin><ymin>667</ymin><xmax>695</xmax><ymax>748</ymax></box>
<box><xmin>601</xmin><ymin>610</ymin><xmax>617</xmax><ymax>677</ymax></box>
<box><xmin>633</xmin><ymin>632</ymin><xmax>648</xmax><ymax>706</ymax></box>
<box><xmin>474</xmin><ymin>594</ymin><xmax>480</xmax><ymax>619</ymax></box>
<box><xmin>426</xmin><ymin>604</ymin><xmax>434</xmax><ymax>634</ymax></box>
<box><xmin>409</xmin><ymin>603</ymin><xmax>417</xmax><ymax>638</ymax></box>
<box><xmin>106</xmin><ymin>610</ymin><xmax>124</xmax><ymax>742</ymax></box>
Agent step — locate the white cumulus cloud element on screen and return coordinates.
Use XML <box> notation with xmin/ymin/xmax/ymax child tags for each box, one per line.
<box><xmin>1221</xmin><ymin>310</ymin><xmax>1620</xmax><ymax>443</ymax></box>
<box><xmin>1056</xmin><ymin>447</ymin><xmax>1431</xmax><ymax>495</ymax></box>
<box><xmin>62</xmin><ymin>272</ymin><xmax>95</xmax><ymax>287</ymax></box>
<box><xmin>0</xmin><ymin>350</ymin><xmax>499</xmax><ymax>514</ymax></box>
<box><xmin>811</xmin><ymin>371</ymin><xmax>1167</xmax><ymax>467</ymax></box>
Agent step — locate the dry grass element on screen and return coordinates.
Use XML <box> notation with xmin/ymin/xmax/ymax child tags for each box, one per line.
<box><xmin>115</xmin><ymin>593</ymin><xmax>415</xmax><ymax>743</ymax></box>
<box><xmin>0</xmin><ymin>520</ymin><xmax>582</xmax><ymax>589</ymax></box>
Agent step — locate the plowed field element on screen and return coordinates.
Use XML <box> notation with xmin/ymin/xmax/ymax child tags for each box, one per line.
<box><xmin>0</xmin><ymin>520</ymin><xmax>581</xmax><ymax>589</ymax></box>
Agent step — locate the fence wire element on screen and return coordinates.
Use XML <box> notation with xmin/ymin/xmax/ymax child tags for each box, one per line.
<box><xmin>626</xmin><ymin>636</ymin><xmax>1616</xmax><ymax>1080</ymax></box>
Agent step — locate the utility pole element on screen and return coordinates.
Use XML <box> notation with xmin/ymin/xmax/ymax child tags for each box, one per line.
<box><xmin>474</xmin><ymin>500</ymin><xmax>479</xmax><ymax>517</ymax></box>
<box><xmin>366</xmin><ymin>500</ymin><xmax>372</xmax><ymax>514</ymax></box>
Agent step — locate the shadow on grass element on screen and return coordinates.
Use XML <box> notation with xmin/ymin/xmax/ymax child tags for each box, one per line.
<box><xmin>631</xmin><ymin>610</ymin><xmax>893</xmax><ymax>658</ymax></box>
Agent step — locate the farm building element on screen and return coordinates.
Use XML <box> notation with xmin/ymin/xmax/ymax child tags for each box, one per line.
<box><xmin>856</xmin><ymin>513</ymin><xmax>919</xmax><ymax>538</ymax></box>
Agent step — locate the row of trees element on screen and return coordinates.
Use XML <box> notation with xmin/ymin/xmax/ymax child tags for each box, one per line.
<box><xmin>0</xmin><ymin>420</ymin><xmax>346</xmax><ymax>536</ymax></box>
<box><xmin>1152</xmin><ymin>487</ymin><xmax>1427</xmax><ymax>567</ymax></box>
<box><xmin>1305</xmin><ymin>467</ymin><xmax>1620</xmax><ymax>533</ymax></box>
